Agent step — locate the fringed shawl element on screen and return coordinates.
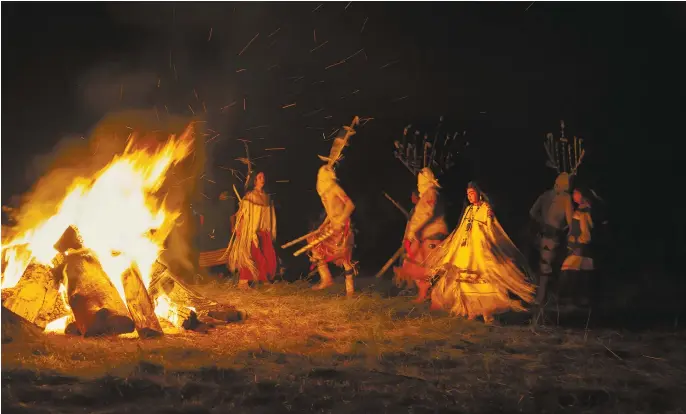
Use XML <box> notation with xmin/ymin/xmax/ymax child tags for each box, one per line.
<box><xmin>224</xmin><ymin>190</ymin><xmax>276</xmax><ymax>278</ymax></box>
<box><xmin>424</xmin><ymin>202</ymin><xmax>535</xmax><ymax>303</ymax></box>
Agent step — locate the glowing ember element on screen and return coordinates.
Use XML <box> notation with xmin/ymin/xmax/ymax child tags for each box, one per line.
<box><xmin>44</xmin><ymin>315</ymin><xmax>70</xmax><ymax>334</ymax></box>
<box><xmin>153</xmin><ymin>294</ymin><xmax>196</xmax><ymax>328</ymax></box>
<box><xmin>1</xmin><ymin>125</ymin><xmax>194</xmax><ymax>328</ymax></box>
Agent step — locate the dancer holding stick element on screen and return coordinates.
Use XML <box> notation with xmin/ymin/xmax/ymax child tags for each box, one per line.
<box><xmin>282</xmin><ymin>117</ymin><xmax>360</xmax><ymax>296</ymax></box>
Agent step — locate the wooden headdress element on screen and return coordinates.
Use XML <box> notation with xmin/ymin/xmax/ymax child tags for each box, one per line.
<box><xmin>544</xmin><ymin>120</ymin><xmax>585</xmax><ymax>176</ymax></box>
<box><xmin>393</xmin><ymin>116</ymin><xmax>468</xmax><ymax>176</ymax></box>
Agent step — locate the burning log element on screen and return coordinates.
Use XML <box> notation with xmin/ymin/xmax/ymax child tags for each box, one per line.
<box><xmin>121</xmin><ymin>267</ymin><xmax>163</xmax><ymax>338</ymax></box>
<box><xmin>54</xmin><ymin>225</ymin><xmax>84</xmax><ymax>253</ymax></box>
<box><xmin>148</xmin><ymin>260</ymin><xmax>216</xmax><ymax>309</ymax></box>
<box><xmin>1</xmin><ymin>225</ymin><xmax>86</xmax><ymax>329</ymax></box>
<box><xmin>153</xmin><ymin>293</ymin><xmax>199</xmax><ymax>330</ymax></box>
<box><xmin>149</xmin><ymin>260</ymin><xmax>246</xmax><ymax>327</ymax></box>
<box><xmin>63</xmin><ymin>251</ymin><xmax>134</xmax><ymax>337</ymax></box>
<box><xmin>2</xmin><ymin>256</ymin><xmax>66</xmax><ymax>329</ymax></box>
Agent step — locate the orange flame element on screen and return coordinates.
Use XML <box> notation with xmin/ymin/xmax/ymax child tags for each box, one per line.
<box><xmin>1</xmin><ymin>125</ymin><xmax>195</xmax><ymax>326</ymax></box>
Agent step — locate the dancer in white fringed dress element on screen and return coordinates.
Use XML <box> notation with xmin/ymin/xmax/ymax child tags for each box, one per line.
<box><xmin>425</xmin><ymin>182</ymin><xmax>535</xmax><ymax>324</ymax></box>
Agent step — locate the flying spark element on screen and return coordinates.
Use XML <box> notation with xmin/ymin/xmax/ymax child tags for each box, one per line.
<box><xmin>220</xmin><ymin>102</ymin><xmax>237</xmax><ymax>112</ymax></box>
<box><xmin>238</xmin><ymin>33</ymin><xmax>259</xmax><ymax>56</ymax></box>
<box><xmin>325</xmin><ymin>60</ymin><xmax>346</xmax><ymax>70</ymax></box>
<box><xmin>344</xmin><ymin>48</ymin><xmax>364</xmax><ymax>61</ymax></box>
<box><xmin>380</xmin><ymin>60</ymin><xmax>400</xmax><ymax>70</ymax></box>
<box><xmin>310</xmin><ymin>40</ymin><xmax>329</xmax><ymax>53</ymax></box>
<box><xmin>303</xmin><ymin>108</ymin><xmax>324</xmax><ymax>117</ymax></box>
<box><xmin>205</xmin><ymin>134</ymin><xmax>221</xmax><ymax>144</ymax></box>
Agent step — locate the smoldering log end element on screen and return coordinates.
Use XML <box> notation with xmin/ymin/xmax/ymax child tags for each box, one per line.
<box><xmin>65</xmin><ymin>322</ymin><xmax>82</xmax><ymax>336</ymax></box>
<box><xmin>206</xmin><ymin>309</ymin><xmax>247</xmax><ymax>323</ymax></box>
<box><xmin>82</xmin><ymin>308</ymin><xmax>135</xmax><ymax>338</ymax></box>
<box><xmin>54</xmin><ymin>226</ymin><xmax>84</xmax><ymax>253</ymax></box>
<box><xmin>181</xmin><ymin>310</ymin><xmax>200</xmax><ymax>331</ymax></box>
<box><xmin>135</xmin><ymin>327</ymin><xmax>164</xmax><ymax>339</ymax></box>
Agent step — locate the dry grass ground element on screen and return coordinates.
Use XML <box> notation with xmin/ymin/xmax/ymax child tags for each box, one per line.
<box><xmin>2</xmin><ymin>279</ymin><xmax>686</xmax><ymax>413</ymax></box>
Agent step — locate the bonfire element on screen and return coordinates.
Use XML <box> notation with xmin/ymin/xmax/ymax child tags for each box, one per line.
<box><xmin>1</xmin><ymin>125</ymin><xmax>243</xmax><ymax>338</ymax></box>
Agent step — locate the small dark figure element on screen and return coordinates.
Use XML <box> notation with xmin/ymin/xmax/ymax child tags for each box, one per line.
<box><xmin>558</xmin><ymin>187</ymin><xmax>595</xmax><ymax>307</ymax></box>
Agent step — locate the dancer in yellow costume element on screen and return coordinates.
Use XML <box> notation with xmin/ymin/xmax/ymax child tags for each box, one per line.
<box><xmin>426</xmin><ymin>182</ymin><xmax>535</xmax><ymax>324</ymax></box>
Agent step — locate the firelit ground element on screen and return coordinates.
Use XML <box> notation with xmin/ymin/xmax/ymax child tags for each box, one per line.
<box><xmin>2</xmin><ymin>280</ymin><xmax>685</xmax><ymax>413</ymax></box>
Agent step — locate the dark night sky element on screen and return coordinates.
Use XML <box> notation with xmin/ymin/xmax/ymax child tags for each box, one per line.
<box><xmin>2</xmin><ymin>2</ymin><xmax>685</xmax><ymax>279</ymax></box>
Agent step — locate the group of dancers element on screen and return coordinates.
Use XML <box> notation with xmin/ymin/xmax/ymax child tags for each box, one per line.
<box><xmin>221</xmin><ymin>117</ymin><xmax>597</xmax><ymax>324</ymax></box>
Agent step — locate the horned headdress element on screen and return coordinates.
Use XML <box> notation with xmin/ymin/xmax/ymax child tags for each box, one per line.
<box><xmin>393</xmin><ymin>116</ymin><xmax>468</xmax><ymax>176</ymax></box>
<box><xmin>318</xmin><ymin>116</ymin><xmax>360</xmax><ymax>168</ymax></box>
<box><xmin>544</xmin><ymin>120</ymin><xmax>585</xmax><ymax>176</ymax></box>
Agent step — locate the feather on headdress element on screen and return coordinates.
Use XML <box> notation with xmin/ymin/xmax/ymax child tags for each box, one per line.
<box><xmin>318</xmin><ymin>116</ymin><xmax>360</xmax><ymax>167</ymax></box>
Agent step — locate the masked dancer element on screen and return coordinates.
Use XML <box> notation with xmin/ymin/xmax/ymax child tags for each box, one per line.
<box><xmin>307</xmin><ymin>165</ymin><xmax>357</xmax><ymax>294</ymax></box>
<box><xmin>282</xmin><ymin>117</ymin><xmax>360</xmax><ymax>296</ymax></box>
<box><xmin>529</xmin><ymin>172</ymin><xmax>574</xmax><ymax>304</ymax></box>
<box><xmin>426</xmin><ymin>182</ymin><xmax>535</xmax><ymax>324</ymax></box>
<box><xmin>532</xmin><ymin>126</ymin><xmax>586</xmax><ymax>305</ymax></box>
<box><xmin>393</xmin><ymin>168</ymin><xmax>449</xmax><ymax>303</ymax></box>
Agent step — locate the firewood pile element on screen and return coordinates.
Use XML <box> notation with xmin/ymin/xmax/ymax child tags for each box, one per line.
<box><xmin>1</xmin><ymin>226</ymin><xmax>246</xmax><ymax>339</ymax></box>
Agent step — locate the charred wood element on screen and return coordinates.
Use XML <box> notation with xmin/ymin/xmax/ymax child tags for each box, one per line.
<box><xmin>53</xmin><ymin>225</ymin><xmax>84</xmax><ymax>253</ymax></box>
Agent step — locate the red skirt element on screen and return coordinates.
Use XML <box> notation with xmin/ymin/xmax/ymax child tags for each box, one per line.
<box><xmin>239</xmin><ymin>230</ymin><xmax>278</xmax><ymax>282</ymax></box>
<box><xmin>308</xmin><ymin>221</ymin><xmax>354</xmax><ymax>270</ymax></box>
<box><xmin>394</xmin><ymin>237</ymin><xmax>445</xmax><ymax>283</ymax></box>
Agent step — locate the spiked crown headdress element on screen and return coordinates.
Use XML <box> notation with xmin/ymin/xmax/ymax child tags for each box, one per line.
<box><xmin>544</xmin><ymin>120</ymin><xmax>585</xmax><ymax>176</ymax></box>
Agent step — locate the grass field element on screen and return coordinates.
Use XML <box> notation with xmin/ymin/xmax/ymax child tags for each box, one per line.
<box><xmin>2</xmin><ymin>279</ymin><xmax>685</xmax><ymax>413</ymax></box>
